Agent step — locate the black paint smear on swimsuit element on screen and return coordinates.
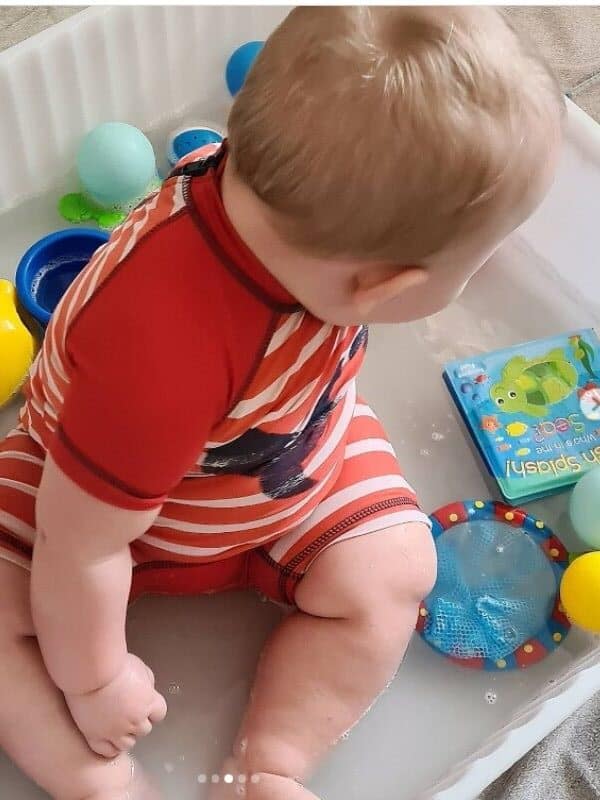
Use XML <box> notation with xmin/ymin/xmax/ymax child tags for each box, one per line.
<box><xmin>202</xmin><ymin>327</ymin><xmax>368</xmax><ymax>500</ymax></box>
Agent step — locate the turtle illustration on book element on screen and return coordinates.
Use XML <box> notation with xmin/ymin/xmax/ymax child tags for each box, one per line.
<box><xmin>490</xmin><ymin>348</ymin><xmax>578</xmax><ymax>418</ymax></box>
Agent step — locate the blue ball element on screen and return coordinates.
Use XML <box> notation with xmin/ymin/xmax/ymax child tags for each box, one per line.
<box><xmin>166</xmin><ymin>126</ymin><xmax>224</xmax><ymax>167</ymax></box>
<box><xmin>77</xmin><ymin>122</ymin><xmax>157</xmax><ymax>209</ymax></box>
<box><xmin>570</xmin><ymin>466</ymin><xmax>600</xmax><ymax>549</ymax></box>
<box><xmin>226</xmin><ymin>41</ymin><xmax>264</xmax><ymax>96</ymax></box>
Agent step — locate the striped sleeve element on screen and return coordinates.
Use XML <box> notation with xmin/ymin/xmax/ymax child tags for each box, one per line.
<box><xmin>49</xmin><ymin>229</ymin><xmax>234</xmax><ymax>511</ymax></box>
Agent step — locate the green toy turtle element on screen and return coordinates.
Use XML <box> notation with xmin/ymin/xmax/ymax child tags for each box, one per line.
<box><xmin>490</xmin><ymin>348</ymin><xmax>578</xmax><ymax>418</ymax></box>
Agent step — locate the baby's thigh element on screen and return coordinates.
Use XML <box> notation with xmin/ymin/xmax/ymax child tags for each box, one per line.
<box><xmin>296</xmin><ymin>522</ymin><xmax>436</xmax><ymax>621</ymax></box>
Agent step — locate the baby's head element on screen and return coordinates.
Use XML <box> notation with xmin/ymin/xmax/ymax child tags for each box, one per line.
<box><xmin>226</xmin><ymin>7</ymin><xmax>564</xmax><ymax>325</ymax></box>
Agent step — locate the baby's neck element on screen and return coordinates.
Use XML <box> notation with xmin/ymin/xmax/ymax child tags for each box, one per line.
<box><xmin>221</xmin><ymin>159</ymin><xmax>358</xmax><ymax>326</ymax></box>
<box><xmin>221</xmin><ymin>160</ymin><xmax>316</xmax><ymax>298</ymax></box>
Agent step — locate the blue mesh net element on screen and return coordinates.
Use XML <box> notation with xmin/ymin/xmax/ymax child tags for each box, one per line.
<box><xmin>423</xmin><ymin>520</ymin><xmax>557</xmax><ymax>661</ymax></box>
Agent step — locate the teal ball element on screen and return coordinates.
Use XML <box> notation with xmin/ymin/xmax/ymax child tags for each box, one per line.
<box><xmin>77</xmin><ymin>122</ymin><xmax>156</xmax><ymax>209</ymax></box>
<box><xmin>570</xmin><ymin>467</ymin><xmax>600</xmax><ymax>549</ymax></box>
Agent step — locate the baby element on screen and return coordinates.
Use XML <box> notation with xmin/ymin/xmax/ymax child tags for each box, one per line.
<box><xmin>0</xmin><ymin>7</ymin><xmax>563</xmax><ymax>800</ymax></box>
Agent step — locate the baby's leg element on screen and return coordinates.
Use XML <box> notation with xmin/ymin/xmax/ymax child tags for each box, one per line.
<box><xmin>214</xmin><ymin>522</ymin><xmax>436</xmax><ymax>799</ymax></box>
<box><xmin>0</xmin><ymin>559</ymin><xmax>155</xmax><ymax>800</ymax></box>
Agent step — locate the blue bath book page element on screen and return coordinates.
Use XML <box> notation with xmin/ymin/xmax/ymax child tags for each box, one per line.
<box><xmin>443</xmin><ymin>330</ymin><xmax>600</xmax><ymax>503</ymax></box>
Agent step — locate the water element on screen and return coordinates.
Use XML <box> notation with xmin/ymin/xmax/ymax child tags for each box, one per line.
<box><xmin>1</xmin><ymin>108</ymin><xmax>600</xmax><ymax>800</ymax></box>
<box><xmin>31</xmin><ymin>254</ymin><xmax>93</xmax><ymax>315</ymax></box>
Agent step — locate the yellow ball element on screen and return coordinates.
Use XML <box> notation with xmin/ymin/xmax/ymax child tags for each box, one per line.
<box><xmin>560</xmin><ymin>552</ymin><xmax>600</xmax><ymax>633</ymax></box>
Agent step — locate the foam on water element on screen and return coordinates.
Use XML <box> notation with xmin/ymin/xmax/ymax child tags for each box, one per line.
<box><xmin>31</xmin><ymin>253</ymin><xmax>92</xmax><ymax>314</ymax></box>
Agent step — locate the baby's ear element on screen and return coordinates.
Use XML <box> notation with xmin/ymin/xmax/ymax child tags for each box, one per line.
<box><xmin>352</xmin><ymin>264</ymin><xmax>428</xmax><ymax>316</ymax></box>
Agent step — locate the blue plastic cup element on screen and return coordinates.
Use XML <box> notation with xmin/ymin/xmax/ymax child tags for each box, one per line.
<box><xmin>16</xmin><ymin>228</ymin><xmax>109</xmax><ymax>327</ymax></box>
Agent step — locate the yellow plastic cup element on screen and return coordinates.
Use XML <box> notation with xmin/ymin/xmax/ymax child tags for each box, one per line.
<box><xmin>0</xmin><ymin>279</ymin><xmax>35</xmax><ymax>408</ymax></box>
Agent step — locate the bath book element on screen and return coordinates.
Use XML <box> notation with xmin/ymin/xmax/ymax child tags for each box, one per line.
<box><xmin>443</xmin><ymin>330</ymin><xmax>600</xmax><ymax>503</ymax></box>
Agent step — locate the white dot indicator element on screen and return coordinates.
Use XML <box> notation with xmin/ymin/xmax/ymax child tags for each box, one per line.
<box><xmin>224</xmin><ymin>774</ymin><xmax>234</xmax><ymax>784</ymax></box>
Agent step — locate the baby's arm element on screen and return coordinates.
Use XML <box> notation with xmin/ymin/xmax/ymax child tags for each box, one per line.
<box><xmin>31</xmin><ymin>454</ymin><xmax>167</xmax><ymax>757</ymax></box>
<box><xmin>27</xmin><ymin>214</ymin><xmax>234</xmax><ymax>756</ymax></box>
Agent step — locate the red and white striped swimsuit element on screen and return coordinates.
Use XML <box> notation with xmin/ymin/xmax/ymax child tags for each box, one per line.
<box><xmin>0</xmin><ymin>146</ymin><xmax>427</xmax><ymax>603</ymax></box>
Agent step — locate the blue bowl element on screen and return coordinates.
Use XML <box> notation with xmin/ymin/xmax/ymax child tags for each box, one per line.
<box><xmin>166</xmin><ymin>126</ymin><xmax>223</xmax><ymax>168</ymax></box>
<box><xmin>16</xmin><ymin>228</ymin><xmax>109</xmax><ymax>327</ymax></box>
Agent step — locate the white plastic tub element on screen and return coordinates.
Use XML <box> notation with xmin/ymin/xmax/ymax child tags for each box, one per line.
<box><xmin>1</xmin><ymin>7</ymin><xmax>600</xmax><ymax>800</ymax></box>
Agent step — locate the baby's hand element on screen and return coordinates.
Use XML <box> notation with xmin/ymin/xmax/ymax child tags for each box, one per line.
<box><xmin>65</xmin><ymin>653</ymin><xmax>168</xmax><ymax>758</ymax></box>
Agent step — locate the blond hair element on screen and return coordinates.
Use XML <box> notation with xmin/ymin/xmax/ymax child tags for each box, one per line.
<box><xmin>228</xmin><ymin>7</ymin><xmax>564</xmax><ymax>263</ymax></box>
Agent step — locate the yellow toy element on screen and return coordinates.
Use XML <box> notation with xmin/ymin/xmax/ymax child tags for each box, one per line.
<box><xmin>560</xmin><ymin>552</ymin><xmax>600</xmax><ymax>633</ymax></box>
<box><xmin>0</xmin><ymin>279</ymin><xmax>35</xmax><ymax>407</ymax></box>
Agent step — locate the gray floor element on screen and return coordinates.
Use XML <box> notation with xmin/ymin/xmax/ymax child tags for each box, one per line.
<box><xmin>0</xmin><ymin>6</ymin><xmax>81</xmax><ymax>52</ymax></box>
<box><xmin>1</xmin><ymin>7</ymin><xmax>600</xmax><ymax>800</ymax></box>
<box><xmin>482</xmin><ymin>694</ymin><xmax>600</xmax><ymax>800</ymax></box>
<box><xmin>505</xmin><ymin>6</ymin><xmax>600</xmax><ymax>122</ymax></box>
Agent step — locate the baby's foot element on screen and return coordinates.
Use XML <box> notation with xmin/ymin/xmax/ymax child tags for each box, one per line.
<box><xmin>237</xmin><ymin>774</ymin><xmax>317</xmax><ymax>799</ymax></box>
<box><xmin>127</xmin><ymin>760</ymin><xmax>162</xmax><ymax>800</ymax></box>
<box><xmin>206</xmin><ymin>757</ymin><xmax>246</xmax><ymax>799</ymax></box>
<box><xmin>88</xmin><ymin>757</ymin><xmax>162</xmax><ymax>800</ymax></box>
<box><xmin>207</xmin><ymin>758</ymin><xmax>315</xmax><ymax>799</ymax></box>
